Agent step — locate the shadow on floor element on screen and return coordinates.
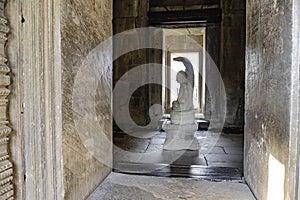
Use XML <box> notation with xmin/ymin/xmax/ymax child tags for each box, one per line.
<box><xmin>113</xmin><ymin>130</ymin><xmax>244</xmax><ymax>181</ymax></box>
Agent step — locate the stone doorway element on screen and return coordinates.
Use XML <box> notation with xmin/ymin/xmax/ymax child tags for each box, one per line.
<box><xmin>113</xmin><ymin>0</ymin><xmax>245</xmax><ymax>182</ymax></box>
<box><xmin>162</xmin><ymin>27</ymin><xmax>206</xmax><ymax>115</ymax></box>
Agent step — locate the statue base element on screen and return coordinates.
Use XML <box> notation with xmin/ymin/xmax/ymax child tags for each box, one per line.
<box><xmin>171</xmin><ymin>109</ymin><xmax>194</xmax><ymax>125</ymax></box>
<box><xmin>163</xmin><ymin>123</ymin><xmax>198</xmax><ymax>151</ymax></box>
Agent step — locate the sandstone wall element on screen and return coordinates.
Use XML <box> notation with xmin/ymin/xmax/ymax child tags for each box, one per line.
<box><xmin>205</xmin><ymin>25</ymin><xmax>221</xmax><ymax>122</ymax></box>
<box><xmin>220</xmin><ymin>0</ymin><xmax>245</xmax><ymax>130</ymax></box>
<box><xmin>61</xmin><ymin>0</ymin><xmax>113</xmax><ymax>199</ymax></box>
<box><xmin>6</xmin><ymin>0</ymin><xmax>112</xmax><ymax>199</ymax></box>
<box><xmin>245</xmin><ymin>0</ymin><xmax>299</xmax><ymax>199</ymax></box>
<box><xmin>113</xmin><ymin>0</ymin><xmax>149</xmax><ymax>132</ymax></box>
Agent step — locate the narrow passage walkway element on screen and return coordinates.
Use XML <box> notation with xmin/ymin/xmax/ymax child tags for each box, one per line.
<box><xmin>114</xmin><ymin>131</ymin><xmax>244</xmax><ymax>168</ymax></box>
<box><xmin>114</xmin><ymin>131</ymin><xmax>244</xmax><ymax>180</ymax></box>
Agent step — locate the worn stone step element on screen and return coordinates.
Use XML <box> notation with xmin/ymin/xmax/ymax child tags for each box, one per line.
<box><xmin>113</xmin><ymin>162</ymin><xmax>243</xmax><ymax>181</ymax></box>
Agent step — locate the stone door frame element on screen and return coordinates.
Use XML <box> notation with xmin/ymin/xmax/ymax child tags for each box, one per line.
<box><xmin>6</xmin><ymin>0</ymin><xmax>64</xmax><ymax>199</ymax></box>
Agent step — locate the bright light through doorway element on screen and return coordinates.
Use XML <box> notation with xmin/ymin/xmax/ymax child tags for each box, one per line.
<box><xmin>162</xmin><ymin>27</ymin><xmax>206</xmax><ymax>114</ymax></box>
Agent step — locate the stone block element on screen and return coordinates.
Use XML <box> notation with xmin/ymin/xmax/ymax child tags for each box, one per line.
<box><xmin>199</xmin><ymin>146</ymin><xmax>225</xmax><ymax>154</ymax></box>
<box><xmin>205</xmin><ymin>154</ymin><xmax>243</xmax><ymax>163</ymax></box>
<box><xmin>61</xmin><ymin>0</ymin><xmax>113</xmax><ymax>199</ymax></box>
<box><xmin>113</xmin><ymin>18</ymin><xmax>136</xmax><ymax>34</ymax></box>
<box><xmin>114</xmin><ymin>0</ymin><xmax>139</xmax><ymax>18</ymax></box>
<box><xmin>145</xmin><ymin>144</ymin><xmax>163</xmax><ymax>153</ymax></box>
<box><xmin>163</xmin><ymin>123</ymin><xmax>198</xmax><ymax>150</ymax></box>
<box><xmin>223</xmin><ymin>147</ymin><xmax>244</xmax><ymax>155</ymax></box>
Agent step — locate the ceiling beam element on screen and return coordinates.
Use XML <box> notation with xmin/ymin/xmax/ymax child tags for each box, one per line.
<box><xmin>150</xmin><ymin>0</ymin><xmax>220</xmax><ymax>7</ymax></box>
<box><xmin>148</xmin><ymin>8</ymin><xmax>222</xmax><ymax>25</ymax></box>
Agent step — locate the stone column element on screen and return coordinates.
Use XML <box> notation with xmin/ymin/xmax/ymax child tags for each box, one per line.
<box><xmin>0</xmin><ymin>0</ymin><xmax>14</xmax><ymax>199</ymax></box>
<box><xmin>7</xmin><ymin>0</ymin><xmax>63</xmax><ymax>199</ymax></box>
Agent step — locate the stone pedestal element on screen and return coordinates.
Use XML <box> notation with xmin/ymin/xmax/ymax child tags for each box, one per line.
<box><xmin>163</xmin><ymin>123</ymin><xmax>198</xmax><ymax>151</ymax></box>
<box><xmin>171</xmin><ymin>109</ymin><xmax>195</xmax><ymax>125</ymax></box>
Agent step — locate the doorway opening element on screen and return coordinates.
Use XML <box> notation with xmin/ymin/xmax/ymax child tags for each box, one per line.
<box><xmin>113</xmin><ymin>26</ymin><xmax>244</xmax><ymax>180</ymax></box>
<box><xmin>170</xmin><ymin>52</ymin><xmax>202</xmax><ymax>112</ymax></box>
<box><xmin>113</xmin><ymin>0</ymin><xmax>245</xmax><ymax>181</ymax></box>
<box><xmin>162</xmin><ymin>28</ymin><xmax>206</xmax><ymax>118</ymax></box>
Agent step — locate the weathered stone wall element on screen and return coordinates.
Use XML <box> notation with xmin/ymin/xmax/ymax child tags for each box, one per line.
<box><xmin>0</xmin><ymin>1</ymin><xmax>14</xmax><ymax>199</ymax></box>
<box><xmin>113</xmin><ymin>0</ymin><xmax>149</xmax><ymax>132</ymax></box>
<box><xmin>245</xmin><ymin>0</ymin><xmax>299</xmax><ymax>199</ymax></box>
<box><xmin>205</xmin><ymin>25</ymin><xmax>221</xmax><ymax>122</ymax></box>
<box><xmin>61</xmin><ymin>0</ymin><xmax>113</xmax><ymax>199</ymax></box>
<box><xmin>7</xmin><ymin>0</ymin><xmax>64</xmax><ymax>199</ymax></box>
<box><xmin>220</xmin><ymin>0</ymin><xmax>245</xmax><ymax>130</ymax></box>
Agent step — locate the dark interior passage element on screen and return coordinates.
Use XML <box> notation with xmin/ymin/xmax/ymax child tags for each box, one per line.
<box><xmin>113</xmin><ymin>0</ymin><xmax>245</xmax><ymax>180</ymax></box>
<box><xmin>4</xmin><ymin>0</ymin><xmax>300</xmax><ymax>199</ymax></box>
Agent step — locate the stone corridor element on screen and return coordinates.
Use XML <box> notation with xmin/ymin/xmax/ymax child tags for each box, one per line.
<box><xmin>3</xmin><ymin>0</ymin><xmax>300</xmax><ymax>199</ymax></box>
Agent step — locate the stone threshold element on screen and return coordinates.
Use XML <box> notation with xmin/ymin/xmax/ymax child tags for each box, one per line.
<box><xmin>113</xmin><ymin>162</ymin><xmax>243</xmax><ymax>182</ymax></box>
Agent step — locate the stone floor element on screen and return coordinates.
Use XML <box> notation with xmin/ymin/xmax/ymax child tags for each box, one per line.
<box><xmin>114</xmin><ymin>130</ymin><xmax>244</xmax><ymax>169</ymax></box>
<box><xmin>87</xmin><ymin>172</ymin><xmax>255</xmax><ymax>200</ymax></box>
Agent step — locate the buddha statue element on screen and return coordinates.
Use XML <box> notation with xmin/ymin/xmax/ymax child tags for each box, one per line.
<box><xmin>171</xmin><ymin>57</ymin><xmax>195</xmax><ymax>124</ymax></box>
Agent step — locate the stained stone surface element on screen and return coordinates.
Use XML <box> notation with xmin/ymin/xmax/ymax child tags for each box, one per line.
<box><xmin>87</xmin><ymin>172</ymin><xmax>255</xmax><ymax>200</ymax></box>
<box><xmin>61</xmin><ymin>0</ymin><xmax>113</xmax><ymax>199</ymax></box>
<box><xmin>220</xmin><ymin>0</ymin><xmax>246</xmax><ymax>129</ymax></box>
<box><xmin>113</xmin><ymin>0</ymin><xmax>149</xmax><ymax>129</ymax></box>
<box><xmin>245</xmin><ymin>0</ymin><xmax>299</xmax><ymax>199</ymax></box>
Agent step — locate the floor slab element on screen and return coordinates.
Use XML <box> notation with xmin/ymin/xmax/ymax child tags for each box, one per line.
<box><xmin>114</xmin><ymin>131</ymin><xmax>244</xmax><ymax>170</ymax></box>
<box><xmin>87</xmin><ymin>172</ymin><xmax>255</xmax><ymax>200</ymax></box>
